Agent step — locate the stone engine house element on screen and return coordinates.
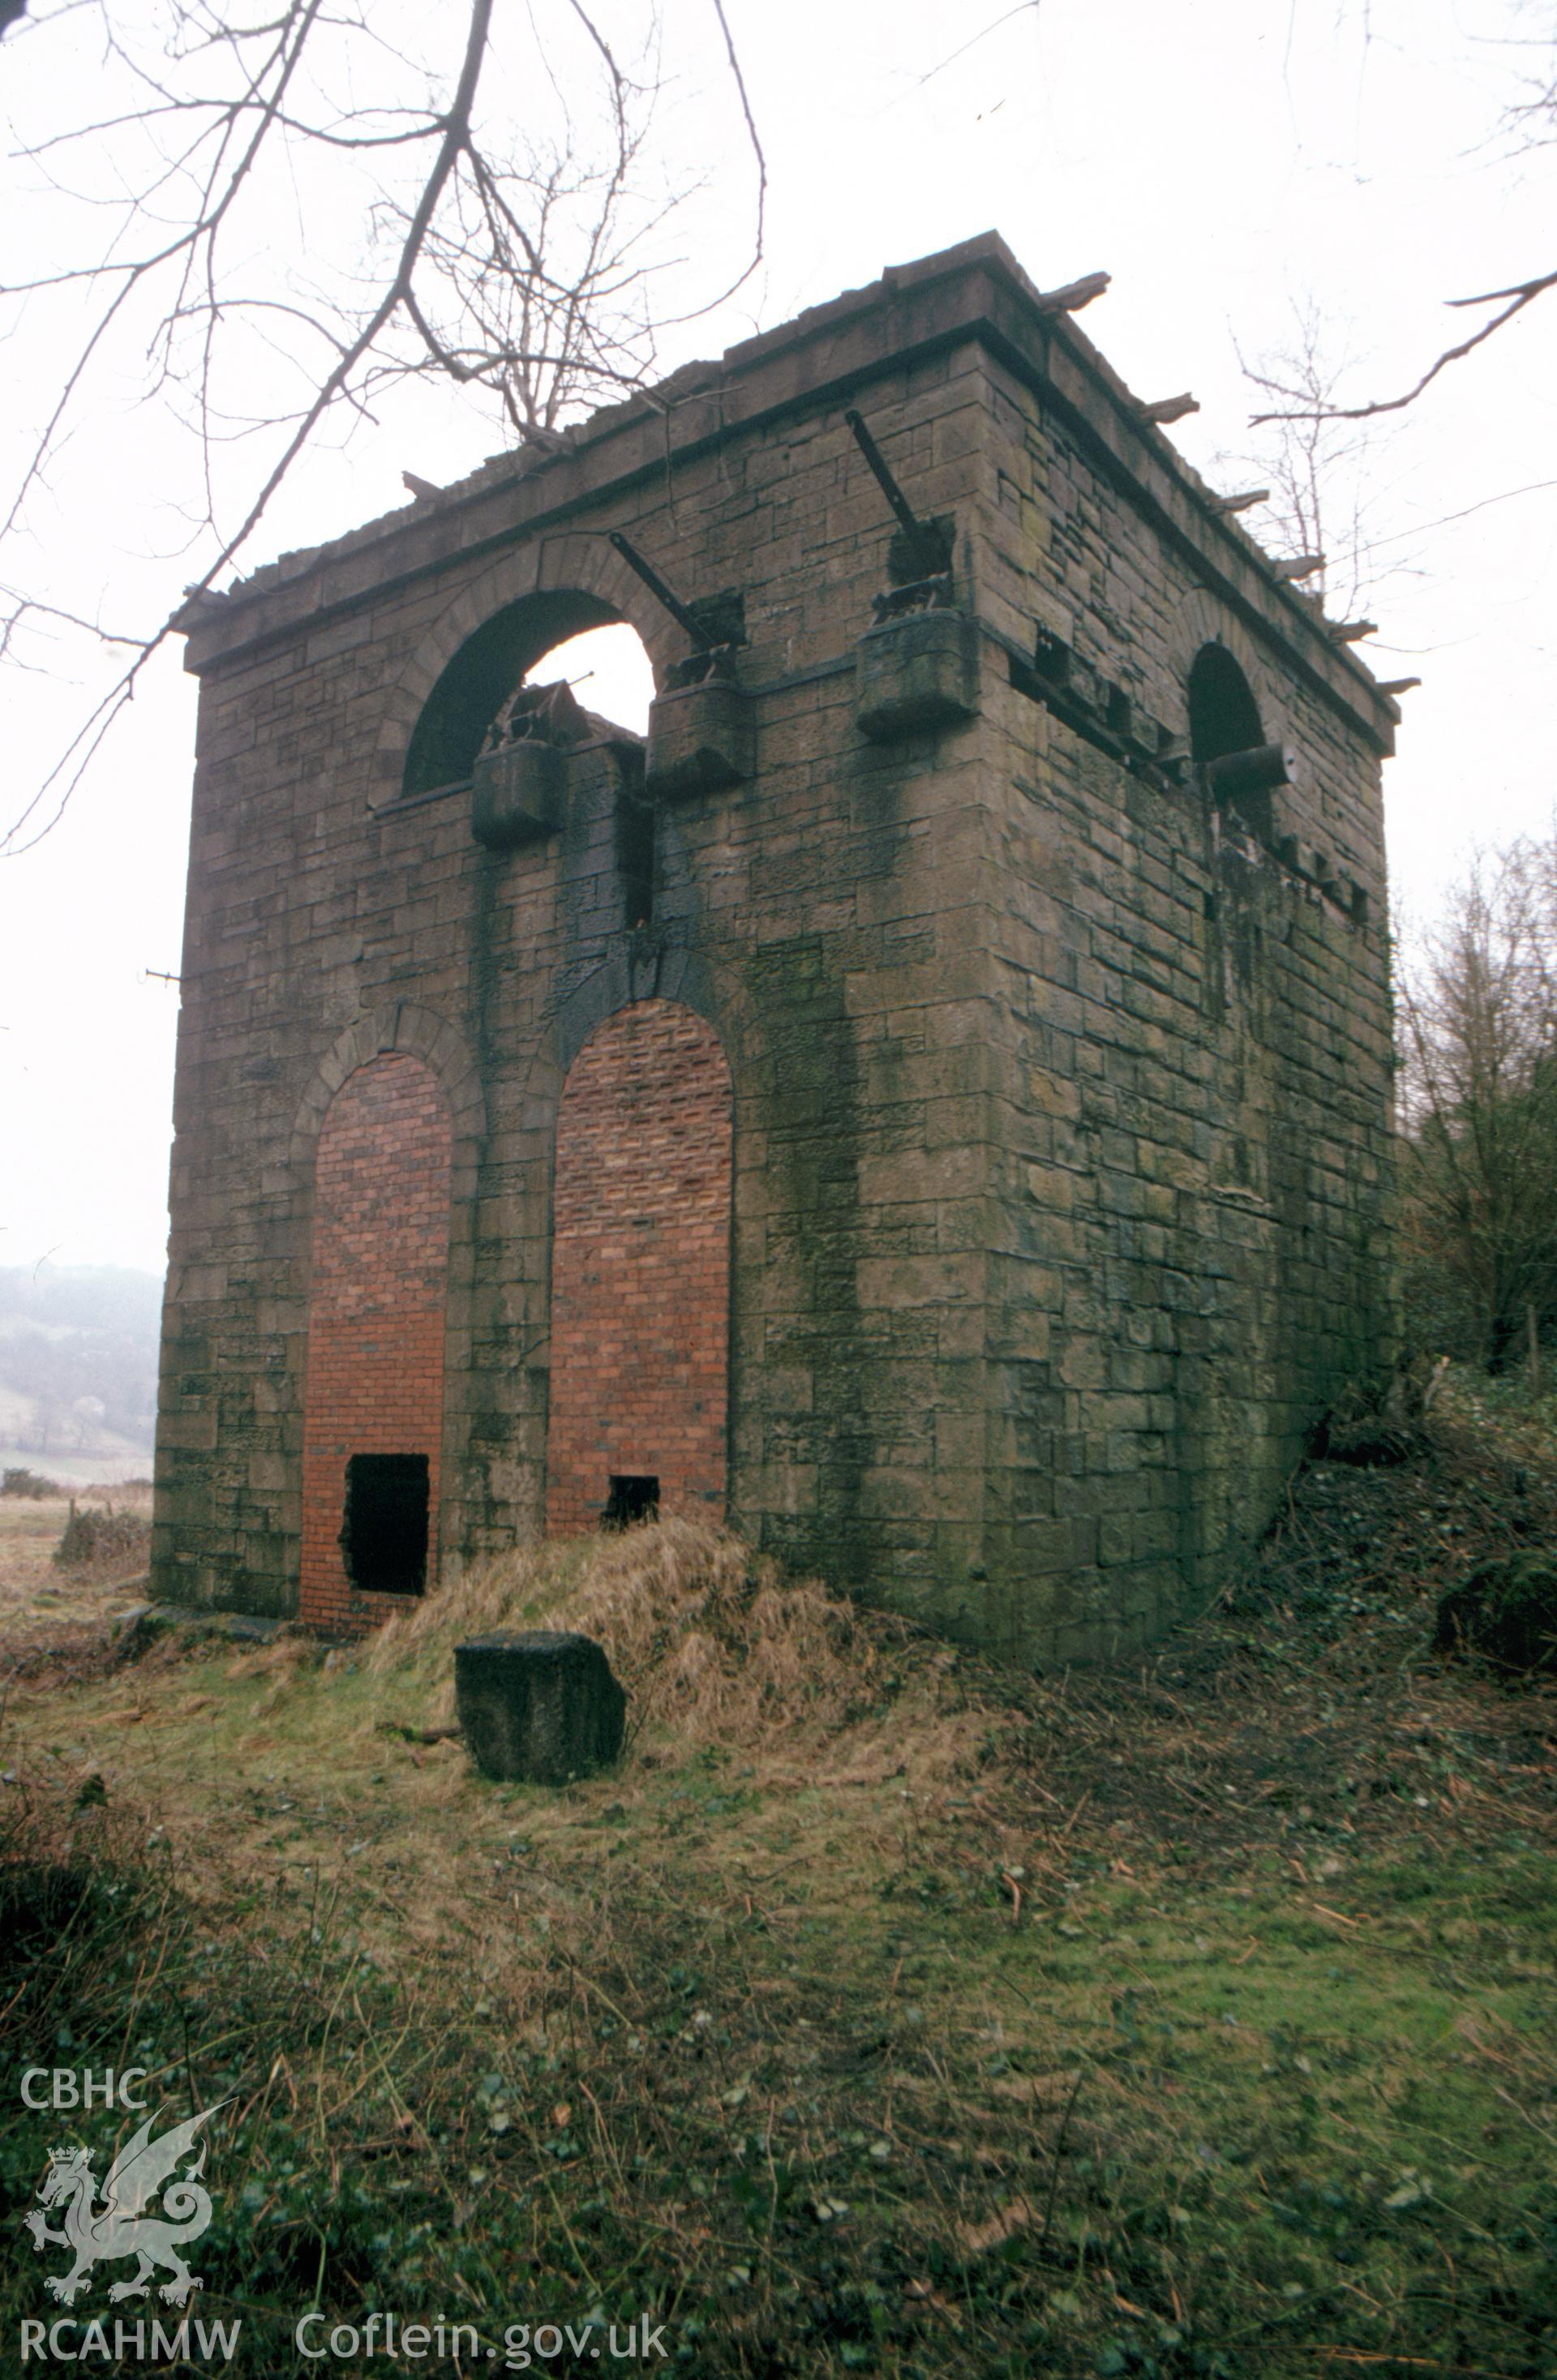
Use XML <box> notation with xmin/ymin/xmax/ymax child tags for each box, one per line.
<box><xmin>152</xmin><ymin>235</ymin><xmax>1399</xmax><ymax>1663</ymax></box>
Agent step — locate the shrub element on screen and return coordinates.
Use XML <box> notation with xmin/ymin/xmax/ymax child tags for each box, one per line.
<box><xmin>2</xmin><ymin>1467</ymin><xmax>58</xmax><ymax>1499</ymax></box>
<box><xmin>53</xmin><ymin>1504</ymin><xmax>150</xmax><ymax>1573</ymax></box>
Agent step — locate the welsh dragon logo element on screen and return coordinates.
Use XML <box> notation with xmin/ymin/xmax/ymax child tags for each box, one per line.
<box><xmin>22</xmin><ymin>2100</ymin><xmax>227</xmax><ymax>2307</ymax></box>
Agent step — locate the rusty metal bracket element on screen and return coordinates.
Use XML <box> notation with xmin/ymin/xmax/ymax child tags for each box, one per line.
<box><xmin>844</xmin><ymin>410</ymin><xmax>954</xmax><ymax>584</ymax></box>
<box><xmin>607</xmin><ymin>533</ymin><xmax>745</xmax><ymax>662</ymax></box>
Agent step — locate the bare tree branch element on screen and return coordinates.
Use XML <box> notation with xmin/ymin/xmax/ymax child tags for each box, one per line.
<box><xmin>710</xmin><ymin>0</ymin><xmax>766</xmax><ymax>273</ymax></box>
<box><xmin>913</xmin><ymin>0</ymin><xmax>1041</xmax><ymax>88</ymax></box>
<box><xmin>0</xmin><ymin>0</ymin><xmax>766</xmax><ymax>853</ymax></box>
<box><xmin>1229</xmin><ymin>300</ymin><xmax>1382</xmax><ymax>617</ymax></box>
<box><xmin>1250</xmin><ymin>268</ymin><xmax>1557</xmax><ymax>427</ymax></box>
<box><xmin>1251</xmin><ymin>6</ymin><xmax>1557</xmax><ymax>430</ymax></box>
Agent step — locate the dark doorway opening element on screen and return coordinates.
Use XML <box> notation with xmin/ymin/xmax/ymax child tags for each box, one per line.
<box><xmin>1187</xmin><ymin>643</ymin><xmax>1263</xmax><ymax>766</ymax></box>
<box><xmin>341</xmin><ymin>1452</ymin><xmax>430</xmax><ymax>1593</ymax></box>
<box><xmin>603</xmin><ymin>1474</ymin><xmax>659</xmax><ymax>1529</ymax></box>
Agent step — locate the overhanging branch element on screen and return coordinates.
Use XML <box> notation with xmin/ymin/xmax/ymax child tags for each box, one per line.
<box><xmin>1251</xmin><ymin>268</ymin><xmax>1557</xmax><ymax>426</ymax></box>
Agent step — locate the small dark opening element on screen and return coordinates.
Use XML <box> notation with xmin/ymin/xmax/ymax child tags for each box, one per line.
<box><xmin>603</xmin><ymin>1474</ymin><xmax>659</xmax><ymax>1529</ymax></box>
<box><xmin>341</xmin><ymin>1452</ymin><xmax>429</xmax><ymax>1594</ymax></box>
<box><xmin>1187</xmin><ymin>642</ymin><xmax>1263</xmax><ymax>766</ymax></box>
<box><xmin>613</xmin><ymin>745</ymin><xmax>655</xmax><ymax>929</ymax></box>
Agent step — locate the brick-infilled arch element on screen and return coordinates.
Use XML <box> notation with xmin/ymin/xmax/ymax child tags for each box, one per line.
<box><xmin>546</xmin><ymin>1001</ymin><xmax>732</xmax><ymax>1533</ymax></box>
<box><xmin>300</xmin><ymin>1055</ymin><xmax>452</xmax><ymax>1628</ymax></box>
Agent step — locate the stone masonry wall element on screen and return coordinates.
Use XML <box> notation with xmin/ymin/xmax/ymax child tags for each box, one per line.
<box><xmin>546</xmin><ymin>999</ymin><xmax>732</xmax><ymax>1533</ymax></box>
<box><xmin>154</xmin><ymin>235</ymin><xmax>1398</xmax><ymax>1661</ymax></box>
<box><xmin>953</xmin><ymin>358</ymin><xmax>1397</xmax><ymax>1659</ymax></box>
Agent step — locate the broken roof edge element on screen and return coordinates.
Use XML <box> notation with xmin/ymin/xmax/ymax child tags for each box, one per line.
<box><xmin>176</xmin><ymin>235</ymin><xmax>1062</xmax><ymax>629</ymax></box>
<box><xmin>175</xmin><ymin>231</ymin><xmax>1397</xmax><ymax>744</ymax></box>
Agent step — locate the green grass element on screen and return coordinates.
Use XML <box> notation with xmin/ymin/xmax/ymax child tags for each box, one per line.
<box><xmin>2</xmin><ymin>1415</ymin><xmax>1555</xmax><ymax>2379</ymax></box>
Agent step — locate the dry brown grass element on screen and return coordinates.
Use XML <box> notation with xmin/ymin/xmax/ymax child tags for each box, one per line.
<box><xmin>0</xmin><ymin>1483</ymin><xmax>151</xmax><ymax>1659</ymax></box>
<box><xmin>367</xmin><ymin>1517</ymin><xmax>1001</xmax><ymax>1786</ymax></box>
<box><xmin>0</xmin><ymin>1521</ymin><xmax>1013</xmax><ymax>2009</ymax></box>
<box><xmin>4</xmin><ymin>1437</ymin><xmax>1557</xmax><ymax>2375</ymax></box>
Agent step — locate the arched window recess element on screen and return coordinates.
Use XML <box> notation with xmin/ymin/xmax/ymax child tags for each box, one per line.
<box><xmin>1186</xmin><ymin>643</ymin><xmax>1296</xmax><ymax>841</ymax></box>
<box><xmin>402</xmin><ymin>594</ymin><xmax>654</xmax><ymax>802</ymax></box>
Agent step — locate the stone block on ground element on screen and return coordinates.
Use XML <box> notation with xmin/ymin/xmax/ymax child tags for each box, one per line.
<box><xmin>455</xmin><ymin>1629</ymin><xmax>627</xmax><ymax>1783</ymax></box>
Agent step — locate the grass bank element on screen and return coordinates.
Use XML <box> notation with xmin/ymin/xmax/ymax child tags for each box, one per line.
<box><xmin>2</xmin><ymin>1387</ymin><xmax>1555</xmax><ymax>2378</ymax></box>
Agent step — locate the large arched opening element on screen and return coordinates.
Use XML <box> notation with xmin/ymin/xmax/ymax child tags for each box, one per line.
<box><xmin>402</xmin><ymin>597</ymin><xmax>654</xmax><ymax>799</ymax></box>
<box><xmin>545</xmin><ymin>1000</ymin><xmax>733</xmax><ymax>1533</ymax></box>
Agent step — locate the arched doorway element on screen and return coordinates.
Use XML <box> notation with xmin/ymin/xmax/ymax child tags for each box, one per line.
<box><xmin>546</xmin><ymin>1001</ymin><xmax>732</xmax><ymax>1533</ymax></box>
<box><xmin>299</xmin><ymin>1054</ymin><xmax>453</xmax><ymax>1627</ymax></box>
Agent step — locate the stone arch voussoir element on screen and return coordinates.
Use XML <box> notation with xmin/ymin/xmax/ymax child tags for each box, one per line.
<box><xmin>1168</xmin><ymin>592</ymin><xmax>1282</xmax><ymax>750</ymax></box>
<box><xmin>290</xmin><ymin>1002</ymin><xmax>484</xmax><ymax>1198</ymax></box>
<box><xmin>373</xmin><ymin>531</ymin><xmax>676</xmax><ymax>794</ymax></box>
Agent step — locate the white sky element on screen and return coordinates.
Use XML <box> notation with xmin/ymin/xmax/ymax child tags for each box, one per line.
<box><xmin>2</xmin><ymin>0</ymin><xmax>1554</xmax><ymax>1274</ymax></box>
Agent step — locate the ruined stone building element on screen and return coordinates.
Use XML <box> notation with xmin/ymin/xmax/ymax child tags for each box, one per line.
<box><xmin>152</xmin><ymin>234</ymin><xmax>1399</xmax><ymax>1663</ymax></box>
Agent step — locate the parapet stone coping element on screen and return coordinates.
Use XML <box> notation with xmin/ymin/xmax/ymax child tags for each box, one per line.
<box><xmin>176</xmin><ymin>234</ymin><xmax>1392</xmax><ymax>736</ymax></box>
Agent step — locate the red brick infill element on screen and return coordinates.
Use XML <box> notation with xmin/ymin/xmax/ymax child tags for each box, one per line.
<box><xmin>546</xmin><ymin>1000</ymin><xmax>732</xmax><ymax>1533</ymax></box>
<box><xmin>299</xmin><ymin>1054</ymin><xmax>451</xmax><ymax>1628</ymax></box>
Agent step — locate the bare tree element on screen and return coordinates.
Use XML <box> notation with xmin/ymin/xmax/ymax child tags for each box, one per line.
<box><xmin>1396</xmin><ymin>835</ymin><xmax>1557</xmax><ymax>1370</ymax></box>
<box><xmin>1254</xmin><ymin>14</ymin><xmax>1557</xmax><ymax>428</ymax></box>
<box><xmin>0</xmin><ymin>0</ymin><xmax>764</xmax><ymax>852</ymax></box>
<box><xmin>1230</xmin><ymin>301</ymin><xmax>1382</xmax><ymax>616</ymax></box>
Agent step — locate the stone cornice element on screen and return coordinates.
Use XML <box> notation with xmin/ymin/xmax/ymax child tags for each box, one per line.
<box><xmin>178</xmin><ymin>233</ymin><xmax>1396</xmax><ymax>754</ymax></box>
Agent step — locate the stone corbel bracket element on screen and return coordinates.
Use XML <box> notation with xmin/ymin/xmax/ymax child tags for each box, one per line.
<box><xmin>854</xmin><ymin>605</ymin><xmax>980</xmax><ymax>743</ymax></box>
<box><xmin>471</xmin><ymin>740</ymin><xmax>567</xmax><ymax>849</ymax></box>
<box><xmin>643</xmin><ymin>651</ymin><xmax>756</xmax><ymax>801</ymax></box>
<box><xmin>1006</xmin><ymin>624</ymin><xmax>1185</xmax><ymax>791</ymax></box>
<box><xmin>1276</xmin><ymin>834</ymin><xmax>1370</xmax><ymax>924</ymax></box>
<box><xmin>470</xmin><ymin>680</ymin><xmax>590</xmax><ymax>851</ymax></box>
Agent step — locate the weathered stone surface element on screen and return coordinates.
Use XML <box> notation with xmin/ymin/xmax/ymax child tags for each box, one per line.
<box><xmin>644</xmin><ymin>680</ymin><xmax>755</xmax><ymax>799</ymax></box>
<box><xmin>111</xmin><ymin>1602</ymin><xmax>283</xmax><ymax>1662</ymax></box>
<box><xmin>109</xmin><ymin>1602</ymin><xmax>175</xmax><ymax>1662</ymax></box>
<box><xmin>854</xmin><ymin>608</ymin><xmax>978</xmax><ymax>740</ymax></box>
<box><xmin>152</xmin><ymin>232</ymin><xmax>1399</xmax><ymax>1665</ymax></box>
<box><xmin>456</xmin><ymin>1629</ymin><xmax>627</xmax><ymax>1782</ymax></box>
<box><xmin>470</xmin><ymin>743</ymin><xmax>566</xmax><ymax>849</ymax></box>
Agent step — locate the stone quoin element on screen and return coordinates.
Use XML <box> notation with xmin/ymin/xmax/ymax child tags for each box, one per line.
<box><xmin>152</xmin><ymin>234</ymin><xmax>1399</xmax><ymax>1662</ymax></box>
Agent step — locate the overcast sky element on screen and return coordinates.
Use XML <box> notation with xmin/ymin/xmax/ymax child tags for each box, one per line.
<box><xmin>2</xmin><ymin>0</ymin><xmax>1554</xmax><ymax>1276</ymax></box>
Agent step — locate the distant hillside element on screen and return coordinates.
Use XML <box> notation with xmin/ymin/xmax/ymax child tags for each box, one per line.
<box><xmin>0</xmin><ymin>1266</ymin><xmax>162</xmax><ymax>1463</ymax></box>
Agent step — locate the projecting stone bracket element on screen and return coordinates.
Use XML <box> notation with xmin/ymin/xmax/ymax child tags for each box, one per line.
<box><xmin>853</xmin><ymin>606</ymin><xmax>980</xmax><ymax>742</ymax></box>
<box><xmin>643</xmin><ymin>675</ymin><xmax>756</xmax><ymax>800</ymax></box>
<box><xmin>1274</xmin><ymin>833</ymin><xmax>1368</xmax><ymax>922</ymax></box>
<box><xmin>470</xmin><ymin>740</ymin><xmax>567</xmax><ymax>849</ymax></box>
<box><xmin>470</xmin><ymin>677</ymin><xmax>592</xmax><ymax>851</ymax></box>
